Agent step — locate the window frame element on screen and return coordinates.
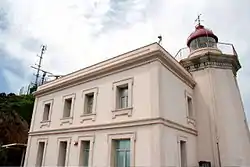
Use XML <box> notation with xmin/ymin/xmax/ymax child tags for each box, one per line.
<box><xmin>43</xmin><ymin>103</ymin><xmax>51</xmax><ymax>121</ymax></box>
<box><xmin>40</xmin><ymin>99</ymin><xmax>53</xmax><ymax>128</ymax></box>
<box><xmin>35</xmin><ymin>138</ymin><xmax>48</xmax><ymax>167</ymax></box>
<box><xmin>117</xmin><ymin>85</ymin><xmax>129</xmax><ymax>109</ymax></box>
<box><xmin>63</xmin><ymin>98</ymin><xmax>73</xmax><ymax>117</ymax></box>
<box><xmin>107</xmin><ymin>132</ymin><xmax>136</xmax><ymax>167</ymax></box>
<box><xmin>112</xmin><ymin>78</ymin><xmax>133</xmax><ymax>119</ymax></box>
<box><xmin>57</xmin><ymin>137</ymin><xmax>71</xmax><ymax>167</ymax></box>
<box><xmin>77</xmin><ymin>135</ymin><xmax>95</xmax><ymax>167</ymax></box>
<box><xmin>113</xmin><ymin>139</ymin><xmax>131</xmax><ymax>167</ymax></box>
<box><xmin>185</xmin><ymin>90</ymin><xmax>195</xmax><ymax>125</ymax></box>
<box><xmin>177</xmin><ymin>136</ymin><xmax>188</xmax><ymax>167</ymax></box>
<box><xmin>85</xmin><ymin>93</ymin><xmax>94</xmax><ymax>114</ymax></box>
<box><xmin>81</xmin><ymin>88</ymin><xmax>98</xmax><ymax>123</ymax></box>
<box><xmin>60</xmin><ymin>94</ymin><xmax>75</xmax><ymax>125</ymax></box>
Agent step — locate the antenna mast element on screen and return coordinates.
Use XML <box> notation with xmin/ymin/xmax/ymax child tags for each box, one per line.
<box><xmin>34</xmin><ymin>45</ymin><xmax>47</xmax><ymax>86</ymax></box>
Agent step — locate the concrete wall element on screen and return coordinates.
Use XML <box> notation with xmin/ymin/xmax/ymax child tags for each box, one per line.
<box><xmin>192</xmin><ymin>69</ymin><xmax>218</xmax><ymax>165</ymax></box>
<box><xmin>211</xmin><ymin>68</ymin><xmax>250</xmax><ymax>166</ymax></box>
<box><xmin>192</xmin><ymin>68</ymin><xmax>250</xmax><ymax>166</ymax></box>
<box><xmin>159</xmin><ymin>62</ymin><xmax>195</xmax><ymax>129</ymax></box>
<box><xmin>31</xmin><ymin>62</ymin><xmax>155</xmax><ymax>132</ymax></box>
<box><xmin>26</xmin><ymin>60</ymin><xmax>198</xmax><ymax>167</ymax></box>
<box><xmin>32</xmin><ymin>61</ymin><xmax>195</xmax><ymax>132</ymax></box>
<box><xmin>25</xmin><ymin>126</ymin><xmax>153</xmax><ymax>167</ymax></box>
<box><xmin>25</xmin><ymin>124</ymin><xmax>198</xmax><ymax>167</ymax></box>
<box><xmin>160</xmin><ymin>125</ymin><xmax>197</xmax><ymax>167</ymax></box>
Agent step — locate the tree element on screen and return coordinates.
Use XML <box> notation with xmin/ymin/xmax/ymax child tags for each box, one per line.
<box><xmin>0</xmin><ymin>93</ymin><xmax>34</xmax><ymax>126</ymax></box>
<box><xmin>0</xmin><ymin>93</ymin><xmax>35</xmax><ymax>165</ymax></box>
<box><xmin>0</xmin><ymin>109</ymin><xmax>29</xmax><ymax>144</ymax></box>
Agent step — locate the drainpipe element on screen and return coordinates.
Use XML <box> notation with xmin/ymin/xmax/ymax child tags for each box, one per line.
<box><xmin>216</xmin><ymin>142</ymin><xmax>222</xmax><ymax>167</ymax></box>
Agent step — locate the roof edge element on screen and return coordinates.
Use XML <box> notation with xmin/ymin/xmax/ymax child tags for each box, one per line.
<box><xmin>34</xmin><ymin>43</ymin><xmax>195</xmax><ymax>97</ymax></box>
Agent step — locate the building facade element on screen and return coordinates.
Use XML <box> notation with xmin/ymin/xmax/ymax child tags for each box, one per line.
<box><xmin>24</xmin><ymin>24</ymin><xmax>250</xmax><ymax>167</ymax></box>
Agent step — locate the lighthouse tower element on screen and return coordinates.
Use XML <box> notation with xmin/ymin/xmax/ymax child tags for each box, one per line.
<box><xmin>180</xmin><ymin>20</ymin><xmax>250</xmax><ymax>166</ymax></box>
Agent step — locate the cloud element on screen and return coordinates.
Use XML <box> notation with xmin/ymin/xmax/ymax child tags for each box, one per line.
<box><xmin>0</xmin><ymin>47</ymin><xmax>32</xmax><ymax>93</ymax></box>
<box><xmin>0</xmin><ymin>9</ymin><xmax>9</xmax><ymax>31</ymax></box>
<box><xmin>0</xmin><ymin>0</ymin><xmax>250</xmax><ymax>123</ymax></box>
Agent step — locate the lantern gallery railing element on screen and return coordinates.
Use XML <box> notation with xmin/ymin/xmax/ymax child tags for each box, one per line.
<box><xmin>174</xmin><ymin>42</ymin><xmax>238</xmax><ymax>61</ymax></box>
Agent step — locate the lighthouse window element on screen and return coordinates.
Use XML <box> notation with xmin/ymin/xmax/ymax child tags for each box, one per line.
<box><xmin>198</xmin><ymin>37</ymin><xmax>208</xmax><ymax>48</ymax></box>
<box><xmin>207</xmin><ymin>37</ymin><xmax>216</xmax><ymax>47</ymax></box>
<box><xmin>190</xmin><ymin>37</ymin><xmax>216</xmax><ymax>51</ymax></box>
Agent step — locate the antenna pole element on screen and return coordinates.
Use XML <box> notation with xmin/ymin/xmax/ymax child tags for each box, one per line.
<box><xmin>35</xmin><ymin>45</ymin><xmax>47</xmax><ymax>86</ymax></box>
<box><xmin>41</xmin><ymin>72</ymin><xmax>47</xmax><ymax>85</ymax></box>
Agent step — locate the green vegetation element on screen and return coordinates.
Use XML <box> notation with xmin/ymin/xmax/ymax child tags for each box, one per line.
<box><xmin>0</xmin><ymin>93</ymin><xmax>35</xmax><ymax>165</ymax></box>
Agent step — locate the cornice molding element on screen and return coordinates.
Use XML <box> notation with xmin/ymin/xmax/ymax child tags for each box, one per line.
<box><xmin>180</xmin><ymin>52</ymin><xmax>241</xmax><ymax>75</ymax></box>
<box><xmin>34</xmin><ymin>43</ymin><xmax>195</xmax><ymax>97</ymax></box>
<box><xmin>29</xmin><ymin>117</ymin><xmax>197</xmax><ymax>136</ymax></box>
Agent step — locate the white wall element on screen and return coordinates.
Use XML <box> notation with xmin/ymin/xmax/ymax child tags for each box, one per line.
<box><xmin>25</xmin><ymin>125</ymin><xmax>155</xmax><ymax>167</ymax></box>
<box><xmin>26</xmin><ymin>60</ymin><xmax>198</xmax><ymax>167</ymax></box>
<box><xmin>211</xmin><ymin>68</ymin><xmax>250</xmax><ymax>166</ymax></box>
<box><xmin>159</xmin><ymin>62</ymin><xmax>195</xmax><ymax>129</ymax></box>
<box><xmin>192</xmin><ymin>68</ymin><xmax>250</xmax><ymax>166</ymax></box>
<box><xmin>191</xmin><ymin>69</ymin><xmax>216</xmax><ymax>165</ymax></box>
<box><xmin>25</xmin><ymin>124</ymin><xmax>199</xmax><ymax>167</ymax></box>
<box><xmin>32</xmin><ymin>62</ymin><xmax>155</xmax><ymax>132</ymax></box>
<box><xmin>160</xmin><ymin>125</ymin><xmax>197</xmax><ymax>167</ymax></box>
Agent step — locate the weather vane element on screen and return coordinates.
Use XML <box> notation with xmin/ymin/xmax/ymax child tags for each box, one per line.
<box><xmin>195</xmin><ymin>14</ymin><xmax>203</xmax><ymax>26</ymax></box>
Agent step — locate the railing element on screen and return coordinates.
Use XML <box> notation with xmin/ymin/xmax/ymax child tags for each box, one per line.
<box><xmin>174</xmin><ymin>42</ymin><xmax>238</xmax><ymax>61</ymax></box>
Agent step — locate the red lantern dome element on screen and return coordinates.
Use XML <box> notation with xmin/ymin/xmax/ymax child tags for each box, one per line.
<box><xmin>187</xmin><ymin>24</ymin><xmax>218</xmax><ymax>47</ymax></box>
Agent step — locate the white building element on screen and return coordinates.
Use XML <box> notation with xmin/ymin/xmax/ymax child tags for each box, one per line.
<box><xmin>24</xmin><ymin>23</ymin><xmax>250</xmax><ymax>167</ymax></box>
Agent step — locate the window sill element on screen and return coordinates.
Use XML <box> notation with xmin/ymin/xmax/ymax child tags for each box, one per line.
<box><xmin>187</xmin><ymin>117</ymin><xmax>196</xmax><ymax>126</ymax></box>
<box><xmin>40</xmin><ymin>120</ymin><xmax>51</xmax><ymax>128</ymax></box>
<box><xmin>60</xmin><ymin>117</ymin><xmax>73</xmax><ymax>125</ymax></box>
<box><xmin>112</xmin><ymin>107</ymin><xmax>133</xmax><ymax>119</ymax></box>
<box><xmin>80</xmin><ymin>113</ymin><xmax>96</xmax><ymax>123</ymax></box>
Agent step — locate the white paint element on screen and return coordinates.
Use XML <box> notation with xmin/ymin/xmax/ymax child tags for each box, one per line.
<box><xmin>24</xmin><ymin>43</ymin><xmax>250</xmax><ymax>167</ymax></box>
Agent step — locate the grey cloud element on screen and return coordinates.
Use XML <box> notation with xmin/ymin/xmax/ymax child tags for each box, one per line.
<box><xmin>0</xmin><ymin>6</ymin><xmax>9</xmax><ymax>32</ymax></box>
<box><xmin>0</xmin><ymin>48</ymin><xmax>33</xmax><ymax>92</ymax></box>
<box><xmin>0</xmin><ymin>48</ymin><xmax>26</xmax><ymax>78</ymax></box>
<box><xmin>21</xmin><ymin>38</ymin><xmax>43</xmax><ymax>53</ymax></box>
<box><xmin>95</xmin><ymin>0</ymin><xmax>148</xmax><ymax>35</ymax></box>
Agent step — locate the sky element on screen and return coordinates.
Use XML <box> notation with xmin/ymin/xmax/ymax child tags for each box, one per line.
<box><xmin>0</xmin><ymin>0</ymin><xmax>249</xmax><ymax>123</ymax></box>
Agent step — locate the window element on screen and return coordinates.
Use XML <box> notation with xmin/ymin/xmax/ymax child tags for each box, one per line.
<box><xmin>81</xmin><ymin>88</ymin><xmax>98</xmax><ymax>122</ymax></box>
<box><xmin>112</xmin><ymin>78</ymin><xmax>133</xmax><ymax>118</ymax></box>
<box><xmin>84</xmin><ymin>93</ymin><xmax>94</xmax><ymax>114</ymax></box>
<box><xmin>36</xmin><ymin>142</ymin><xmax>45</xmax><ymax>167</ymax></box>
<box><xmin>113</xmin><ymin>140</ymin><xmax>130</xmax><ymax>167</ymax></box>
<box><xmin>79</xmin><ymin>141</ymin><xmax>90</xmax><ymax>167</ymax></box>
<box><xmin>61</xmin><ymin>94</ymin><xmax>75</xmax><ymax>125</ymax></box>
<box><xmin>78</xmin><ymin>136</ymin><xmax>94</xmax><ymax>167</ymax></box>
<box><xmin>58</xmin><ymin>141</ymin><xmax>68</xmax><ymax>167</ymax></box>
<box><xmin>63</xmin><ymin>98</ymin><xmax>72</xmax><ymax>118</ymax></box>
<box><xmin>185</xmin><ymin>91</ymin><xmax>195</xmax><ymax>125</ymax></box>
<box><xmin>180</xmin><ymin>140</ymin><xmax>187</xmax><ymax>167</ymax></box>
<box><xmin>187</xmin><ymin>96</ymin><xmax>194</xmax><ymax>118</ymax></box>
<box><xmin>190</xmin><ymin>37</ymin><xmax>217</xmax><ymax>51</ymax></box>
<box><xmin>43</xmin><ymin>103</ymin><xmax>51</xmax><ymax>121</ymax></box>
<box><xmin>41</xmin><ymin>100</ymin><xmax>53</xmax><ymax>127</ymax></box>
<box><xmin>117</xmin><ymin>85</ymin><xmax>128</xmax><ymax>109</ymax></box>
<box><xmin>108</xmin><ymin>132</ymin><xmax>135</xmax><ymax>167</ymax></box>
